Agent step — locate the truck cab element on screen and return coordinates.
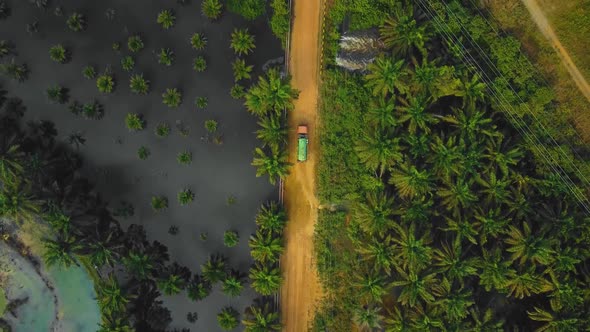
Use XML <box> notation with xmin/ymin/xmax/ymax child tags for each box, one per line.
<box><xmin>297</xmin><ymin>125</ymin><xmax>309</xmax><ymax>162</ymax></box>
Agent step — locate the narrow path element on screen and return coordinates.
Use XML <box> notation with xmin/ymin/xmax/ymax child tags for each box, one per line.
<box><xmin>521</xmin><ymin>0</ymin><xmax>590</xmax><ymax>102</ymax></box>
<box><xmin>280</xmin><ymin>0</ymin><xmax>323</xmax><ymax>331</ymax></box>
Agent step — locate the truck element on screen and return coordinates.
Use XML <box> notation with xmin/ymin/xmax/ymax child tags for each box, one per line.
<box><xmin>297</xmin><ymin>125</ymin><xmax>309</xmax><ymax>162</ymax></box>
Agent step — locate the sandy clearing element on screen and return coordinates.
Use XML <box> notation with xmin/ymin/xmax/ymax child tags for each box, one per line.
<box><xmin>521</xmin><ymin>0</ymin><xmax>590</xmax><ymax>103</ymax></box>
<box><xmin>280</xmin><ymin>0</ymin><xmax>324</xmax><ymax>331</ymax></box>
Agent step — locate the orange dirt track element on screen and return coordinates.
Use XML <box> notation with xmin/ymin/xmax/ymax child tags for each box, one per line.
<box><xmin>280</xmin><ymin>0</ymin><xmax>324</xmax><ymax>331</ymax></box>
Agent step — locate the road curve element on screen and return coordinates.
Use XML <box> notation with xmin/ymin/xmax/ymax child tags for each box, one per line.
<box><xmin>521</xmin><ymin>0</ymin><xmax>590</xmax><ymax>103</ymax></box>
<box><xmin>280</xmin><ymin>0</ymin><xmax>323</xmax><ymax>331</ymax></box>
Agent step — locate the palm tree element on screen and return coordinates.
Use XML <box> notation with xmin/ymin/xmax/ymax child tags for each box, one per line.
<box><xmin>397</xmin><ymin>95</ymin><xmax>438</xmax><ymax>134</ymax></box>
<box><xmin>249</xmin><ymin>229</ymin><xmax>283</xmax><ymax>263</ymax></box>
<box><xmin>157</xmin><ymin>9</ymin><xmax>175</xmax><ymax>29</ymax></box>
<box><xmin>456</xmin><ymin>73</ymin><xmax>487</xmax><ymax>108</ymax></box>
<box><xmin>202</xmin><ymin>0</ymin><xmax>223</xmax><ymax>20</ymax></box>
<box><xmin>355</xmin><ymin>128</ymin><xmax>403</xmax><ymax>177</ymax></box>
<box><xmin>390</xmin><ymin>267</ymin><xmax>438</xmax><ymax>308</ymax></box>
<box><xmin>383</xmin><ymin>304</ymin><xmax>412</xmax><ymax>332</ymax></box>
<box><xmin>42</xmin><ymin>236</ymin><xmax>81</xmax><ymax>268</ymax></box>
<box><xmin>428</xmin><ymin>135</ymin><xmax>463</xmax><ymax>179</ymax></box>
<box><xmin>96</xmin><ymin>73</ymin><xmax>115</xmax><ymax>93</ymax></box>
<box><xmin>379</xmin><ymin>5</ymin><xmax>429</xmax><ymax>57</ymax></box>
<box><xmin>353</xmin><ymin>190</ymin><xmax>395</xmax><ymax>236</ymax></box>
<box><xmin>98</xmin><ymin>312</ymin><xmax>133</xmax><ymax>332</ymax></box>
<box><xmin>46</xmin><ymin>85</ymin><xmax>68</xmax><ymax>104</ymax></box>
<box><xmin>353</xmin><ymin>305</ymin><xmax>383</xmax><ymax>331</ymax></box>
<box><xmin>129</xmin><ymin>73</ymin><xmax>150</xmax><ymax>94</ymax></box>
<box><xmin>391</xmin><ymin>223</ymin><xmax>433</xmax><ymax>271</ymax></box>
<box><xmin>45</xmin><ymin>205</ymin><xmax>71</xmax><ymax>235</ymax></box>
<box><xmin>249</xmin><ymin>263</ymin><xmax>281</xmax><ymax>296</ymax></box>
<box><xmin>157</xmin><ymin>48</ymin><xmax>174</xmax><ymax>66</ymax></box>
<box><xmin>432</xmin><ymin>278</ymin><xmax>474</xmax><ymax>322</ymax></box>
<box><xmin>0</xmin><ymin>59</ymin><xmax>28</xmax><ymax>82</ymax></box>
<box><xmin>484</xmin><ymin>136</ymin><xmax>523</xmax><ymax>176</ymax></box>
<box><xmin>96</xmin><ymin>274</ymin><xmax>129</xmax><ymax>315</ymax></box>
<box><xmin>476</xmin><ymin>172</ymin><xmax>512</xmax><ymax>205</ymax></box>
<box><xmin>66</xmin><ymin>132</ymin><xmax>86</xmax><ymax>150</ymax></box>
<box><xmin>357</xmin><ymin>235</ymin><xmax>396</xmax><ymax>275</ymax></box>
<box><xmin>255</xmin><ymin>115</ymin><xmax>287</xmax><ymax>151</ymax></box>
<box><xmin>527</xmin><ymin>307</ymin><xmax>581</xmax><ymax>332</ymax></box>
<box><xmin>190</xmin><ymin>32</ymin><xmax>207</xmax><ymax>50</ymax></box>
<box><xmin>230</xmin><ymin>28</ymin><xmax>255</xmax><ymax>56</ymax></box>
<box><xmin>505</xmin><ymin>267</ymin><xmax>552</xmax><ymax>299</ymax></box>
<box><xmin>201</xmin><ymin>254</ymin><xmax>227</xmax><ymax>284</ymax></box>
<box><xmin>49</xmin><ymin>44</ymin><xmax>68</xmax><ymax>63</ymax></box>
<box><xmin>468</xmin><ymin>308</ymin><xmax>505</xmax><ymax>331</ymax></box>
<box><xmin>187</xmin><ymin>274</ymin><xmax>212</xmax><ymax>301</ymax></box>
<box><xmin>442</xmin><ymin>107</ymin><xmax>495</xmax><ymax>144</ymax></box>
<box><xmin>437</xmin><ymin>176</ymin><xmax>477</xmax><ymax>211</ymax></box>
<box><xmin>408</xmin><ymin>304</ymin><xmax>444</xmax><ymax>330</ymax></box>
<box><xmin>127</xmin><ymin>35</ymin><xmax>144</xmax><ymax>53</ymax></box>
<box><xmin>0</xmin><ymin>144</ymin><xmax>23</xmax><ymax>182</ymax></box>
<box><xmin>441</xmin><ymin>213</ymin><xmax>479</xmax><ymax>245</ymax></box>
<box><xmin>475</xmin><ymin>207</ymin><xmax>509</xmax><ymax>245</ymax></box>
<box><xmin>193</xmin><ymin>56</ymin><xmax>207</xmax><ymax>72</ymax></box>
<box><xmin>245</xmin><ymin>68</ymin><xmax>299</xmax><ymax>116</ymax></box>
<box><xmin>162</xmin><ymin>88</ymin><xmax>182</xmax><ymax>107</ymax></box>
<box><xmin>389</xmin><ymin>162</ymin><xmax>433</xmax><ymax>198</ymax></box>
<box><xmin>0</xmin><ymin>179</ymin><xmax>40</xmax><ymax>223</ymax></box>
<box><xmin>366</xmin><ymin>97</ymin><xmax>397</xmax><ymax>129</ymax></box>
<box><xmin>505</xmin><ymin>222</ymin><xmax>555</xmax><ymax>266</ymax></box>
<box><xmin>157</xmin><ymin>273</ymin><xmax>186</xmax><ymax>295</ymax></box>
<box><xmin>66</xmin><ymin>12</ymin><xmax>86</xmax><ymax>32</ymax></box>
<box><xmin>255</xmin><ymin>201</ymin><xmax>287</xmax><ymax>234</ymax></box>
<box><xmin>364</xmin><ymin>56</ymin><xmax>408</xmax><ymax>97</ymax></box>
<box><xmin>242</xmin><ymin>301</ymin><xmax>281</xmax><ymax>332</ymax></box>
<box><xmin>123</xmin><ymin>251</ymin><xmax>154</xmax><ymax>280</ymax></box>
<box><xmin>251</xmin><ymin>146</ymin><xmax>291</xmax><ymax>185</ymax></box>
<box><xmin>217</xmin><ymin>307</ymin><xmax>240</xmax><ymax>330</ymax></box>
<box><xmin>222</xmin><ymin>269</ymin><xmax>246</xmax><ymax>297</ymax></box>
<box><xmin>233</xmin><ymin>58</ymin><xmax>253</xmax><ymax>82</ymax></box>
<box><xmin>478</xmin><ymin>248</ymin><xmax>515</xmax><ymax>292</ymax></box>
<box><xmin>353</xmin><ymin>269</ymin><xmax>390</xmax><ymax>303</ymax></box>
<box><xmin>432</xmin><ymin>240</ymin><xmax>478</xmax><ymax>286</ymax></box>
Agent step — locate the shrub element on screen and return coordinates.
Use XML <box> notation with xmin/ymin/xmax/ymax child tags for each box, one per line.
<box><xmin>205</xmin><ymin>120</ymin><xmax>218</xmax><ymax>133</ymax></box>
<box><xmin>202</xmin><ymin>0</ymin><xmax>222</xmax><ymax>20</ymax></box>
<box><xmin>232</xmin><ymin>58</ymin><xmax>252</xmax><ymax>81</ymax></box>
<box><xmin>82</xmin><ymin>101</ymin><xmax>104</xmax><ymax>120</ymax></box>
<box><xmin>217</xmin><ymin>307</ymin><xmax>239</xmax><ymax>330</ymax></box>
<box><xmin>155</xmin><ymin>123</ymin><xmax>171</xmax><ymax>138</ymax></box>
<box><xmin>127</xmin><ymin>35</ymin><xmax>144</xmax><ymax>53</ymax></box>
<box><xmin>157</xmin><ymin>9</ymin><xmax>175</xmax><ymax>29</ymax></box>
<box><xmin>270</xmin><ymin>0</ymin><xmax>290</xmax><ymax>48</ymax></box>
<box><xmin>46</xmin><ymin>85</ymin><xmax>68</xmax><ymax>104</ymax></box>
<box><xmin>223</xmin><ymin>231</ymin><xmax>239</xmax><ymax>248</ymax></box>
<box><xmin>177</xmin><ymin>151</ymin><xmax>192</xmax><ymax>165</ymax></box>
<box><xmin>226</xmin><ymin>0</ymin><xmax>265</xmax><ymax>20</ymax></box>
<box><xmin>66</xmin><ymin>12</ymin><xmax>86</xmax><ymax>32</ymax></box>
<box><xmin>190</xmin><ymin>33</ymin><xmax>207</xmax><ymax>50</ymax></box>
<box><xmin>151</xmin><ymin>195</ymin><xmax>168</xmax><ymax>211</ymax></box>
<box><xmin>162</xmin><ymin>88</ymin><xmax>182</xmax><ymax>107</ymax></box>
<box><xmin>129</xmin><ymin>74</ymin><xmax>150</xmax><ymax>95</ymax></box>
<box><xmin>192</xmin><ymin>56</ymin><xmax>207</xmax><ymax>72</ymax></box>
<box><xmin>230</xmin><ymin>28</ymin><xmax>255</xmax><ymax>56</ymax></box>
<box><xmin>121</xmin><ymin>56</ymin><xmax>134</xmax><ymax>72</ymax></box>
<box><xmin>82</xmin><ymin>65</ymin><xmax>96</xmax><ymax>79</ymax></box>
<box><xmin>226</xmin><ymin>195</ymin><xmax>236</xmax><ymax>205</ymax></box>
<box><xmin>158</xmin><ymin>48</ymin><xmax>174</xmax><ymax>66</ymax></box>
<box><xmin>49</xmin><ymin>44</ymin><xmax>68</xmax><ymax>63</ymax></box>
<box><xmin>195</xmin><ymin>96</ymin><xmax>208</xmax><ymax>109</ymax></box>
<box><xmin>178</xmin><ymin>189</ymin><xmax>195</xmax><ymax>205</ymax></box>
<box><xmin>112</xmin><ymin>42</ymin><xmax>121</xmax><ymax>52</ymax></box>
<box><xmin>125</xmin><ymin>113</ymin><xmax>145</xmax><ymax>131</ymax></box>
<box><xmin>0</xmin><ymin>60</ymin><xmax>28</xmax><ymax>82</ymax></box>
<box><xmin>230</xmin><ymin>84</ymin><xmax>246</xmax><ymax>99</ymax></box>
<box><xmin>96</xmin><ymin>73</ymin><xmax>115</xmax><ymax>93</ymax></box>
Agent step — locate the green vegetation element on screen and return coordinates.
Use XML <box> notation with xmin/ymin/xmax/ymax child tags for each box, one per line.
<box><xmin>232</xmin><ymin>58</ymin><xmax>253</xmax><ymax>82</ymax></box>
<box><xmin>121</xmin><ymin>56</ymin><xmax>134</xmax><ymax>72</ymax></box>
<box><xmin>217</xmin><ymin>306</ymin><xmax>240</xmax><ymax>330</ymax></box>
<box><xmin>230</xmin><ymin>28</ymin><xmax>255</xmax><ymax>56</ymax></box>
<box><xmin>46</xmin><ymin>85</ymin><xmax>68</xmax><ymax>104</ymax></box>
<box><xmin>125</xmin><ymin>113</ymin><xmax>145</xmax><ymax>131</ymax></box>
<box><xmin>226</xmin><ymin>0</ymin><xmax>265</xmax><ymax>20</ymax></box>
<box><xmin>66</xmin><ymin>12</ymin><xmax>86</xmax><ymax>32</ymax></box>
<box><xmin>137</xmin><ymin>146</ymin><xmax>150</xmax><ymax>160</ymax></box>
<box><xmin>96</xmin><ymin>73</ymin><xmax>115</xmax><ymax>93</ymax></box>
<box><xmin>313</xmin><ymin>1</ymin><xmax>590</xmax><ymax>331</ymax></box>
<box><xmin>0</xmin><ymin>59</ymin><xmax>28</xmax><ymax>82</ymax></box>
<box><xmin>222</xmin><ymin>270</ymin><xmax>245</xmax><ymax>296</ymax></box>
<box><xmin>270</xmin><ymin>0</ymin><xmax>291</xmax><ymax>48</ymax></box>
<box><xmin>190</xmin><ymin>32</ymin><xmax>207</xmax><ymax>50</ymax></box>
<box><xmin>204</xmin><ymin>119</ymin><xmax>217</xmax><ymax>133</ymax></box>
<box><xmin>162</xmin><ymin>88</ymin><xmax>182</xmax><ymax>107</ymax></box>
<box><xmin>129</xmin><ymin>74</ymin><xmax>150</xmax><ymax>95</ymax></box>
<box><xmin>157</xmin><ymin>48</ymin><xmax>175</xmax><ymax>66</ymax></box>
<box><xmin>81</xmin><ymin>100</ymin><xmax>104</xmax><ymax>120</ymax></box>
<box><xmin>0</xmin><ymin>40</ymin><xmax>13</xmax><ymax>57</ymax></box>
<box><xmin>82</xmin><ymin>65</ymin><xmax>96</xmax><ymax>79</ymax></box>
<box><xmin>202</xmin><ymin>0</ymin><xmax>223</xmax><ymax>20</ymax></box>
<box><xmin>242</xmin><ymin>301</ymin><xmax>281</xmax><ymax>332</ymax></box>
<box><xmin>223</xmin><ymin>230</ymin><xmax>239</xmax><ymax>248</ymax></box>
<box><xmin>127</xmin><ymin>35</ymin><xmax>144</xmax><ymax>53</ymax></box>
<box><xmin>230</xmin><ymin>84</ymin><xmax>246</xmax><ymax>99</ymax></box>
<box><xmin>151</xmin><ymin>195</ymin><xmax>168</xmax><ymax>212</ymax></box>
<box><xmin>195</xmin><ymin>96</ymin><xmax>208</xmax><ymax>109</ymax></box>
<box><xmin>245</xmin><ymin>68</ymin><xmax>299</xmax><ymax>116</ymax></box>
<box><xmin>192</xmin><ymin>55</ymin><xmax>207</xmax><ymax>72</ymax></box>
<box><xmin>157</xmin><ymin>9</ymin><xmax>175</xmax><ymax>29</ymax></box>
<box><xmin>177</xmin><ymin>189</ymin><xmax>194</xmax><ymax>205</ymax></box>
<box><xmin>201</xmin><ymin>254</ymin><xmax>227</xmax><ymax>284</ymax></box>
<box><xmin>49</xmin><ymin>44</ymin><xmax>68</xmax><ymax>63</ymax></box>
<box><xmin>176</xmin><ymin>151</ymin><xmax>192</xmax><ymax>165</ymax></box>
<box><xmin>155</xmin><ymin>123</ymin><xmax>170</xmax><ymax>138</ymax></box>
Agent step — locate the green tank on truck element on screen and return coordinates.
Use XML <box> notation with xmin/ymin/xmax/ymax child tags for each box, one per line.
<box><xmin>297</xmin><ymin>125</ymin><xmax>308</xmax><ymax>162</ymax></box>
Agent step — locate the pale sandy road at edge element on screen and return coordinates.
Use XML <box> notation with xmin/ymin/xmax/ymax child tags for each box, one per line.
<box><xmin>521</xmin><ymin>0</ymin><xmax>590</xmax><ymax>103</ymax></box>
<box><xmin>280</xmin><ymin>0</ymin><xmax>323</xmax><ymax>331</ymax></box>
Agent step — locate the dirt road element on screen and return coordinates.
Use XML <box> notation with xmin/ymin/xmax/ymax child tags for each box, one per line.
<box><xmin>280</xmin><ymin>0</ymin><xmax>323</xmax><ymax>331</ymax></box>
<box><xmin>521</xmin><ymin>0</ymin><xmax>590</xmax><ymax>102</ymax></box>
